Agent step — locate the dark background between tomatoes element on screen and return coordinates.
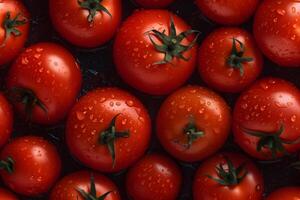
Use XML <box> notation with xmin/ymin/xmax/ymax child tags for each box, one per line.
<box><xmin>1</xmin><ymin>0</ymin><xmax>300</xmax><ymax>199</ymax></box>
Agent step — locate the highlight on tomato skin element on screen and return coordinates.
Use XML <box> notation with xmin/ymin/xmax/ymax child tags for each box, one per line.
<box><xmin>266</xmin><ymin>187</ymin><xmax>300</xmax><ymax>200</ymax></box>
<box><xmin>134</xmin><ymin>0</ymin><xmax>175</xmax><ymax>8</ymax></box>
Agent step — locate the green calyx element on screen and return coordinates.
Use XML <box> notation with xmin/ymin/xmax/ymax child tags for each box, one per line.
<box><xmin>207</xmin><ymin>156</ymin><xmax>248</xmax><ymax>186</ymax></box>
<box><xmin>226</xmin><ymin>38</ymin><xmax>253</xmax><ymax>76</ymax></box>
<box><xmin>183</xmin><ymin>121</ymin><xmax>204</xmax><ymax>148</ymax></box>
<box><xmin>242</xmin><ymin>124</ymin><xmax>300</xmax><ymax>158</ymax></box>
<box><xmin>1</xmin><ymin>12</ymin><xmax>27</xmax><ymax>47</ymax></box>
<box><xmin>8</xmin><ymin>87</ymin><xmax>48</xmax><ymax>121</ymax></box>
<box><xmin>0</xmin><ymin>157</ymin><xmax>15</xmax><ymax>174</ymax></box>
<box><xmin>78</xmin><ymin>0</ymin><xmax>112</xmax><ymax>23</ymax></box>
<box><xmin>76</xmin><ymin>174</ymin><xmax>112</xmax><ymax>200</ymax></box>
<box><xmin>99</xmin><ymin>114</ymin><xmax>129</xmax><ymax>168</ymax></box>
<box><xmin>148</xmin><ymin>17</ymin><xmax>199</xmax><ymax>65</ymax></box>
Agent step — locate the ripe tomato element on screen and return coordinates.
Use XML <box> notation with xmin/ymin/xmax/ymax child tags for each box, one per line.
<box><xmin>66</xmin><ymin>87</ymin><xmax>151</xmax><ymax>172</ymax></box>
<box><xmin>233</xmin><ymin>78</ymin><xmax>300</xmax><ymax>160</ymax></box>
<box><xmin>0</xmin><ymin>93</ymin><xmax>13</xmax><ymax>148</ymax></box>
<box><xmin>156</xmin><ymin>86</ymin><xmax>231</xmax><ymax>162</ymax></box>
<box><xmin>198</xmin><ymin>28</ymin><xmax>263</xmax><ymax>93</ymax></box>
<box><xmin>49</xmin><ymin>0</ymin><xmax>121</xmax><ymax>48</ymax></box>
<box><xmin>254</xmin><ymin>0</ymin><xmax>300</xmax><ymax>67</ymax></box>
<box><xmin>6</xmin><ymin>42</ymin><xmax>82</xmax><ymax>125</ymax></box>
<box><xmin>0</xmin><ymin>188</ymin><xmax>18</xmax><ymax>200</ymax></box>
<box><xmin>126</xmin><ymin>154</ymin><xmax>182</xmax><ymax>200</ymax></box>
<box><xmin>195</xmin><ymin>0</ymin><xmax>259</xmax><ymax>25</ymax></box>
<box><xmin>114</xmin><ymin>10</ymin><xmax>198</xmax><ymax>95</ymax></box>
<box><xmin>266</xmin><ymin>187</ymin><xmax>300</xmax><ymax>200</ymax></box>
<box><xmin>0</xmin><ymin>0</ymin><xmax>30</xmax><ymax>66</ymax></box>
<box><xmin>193</xmin><ymin>152</ymin><xmax>264</xmax><ymax>200</ymax></box>
<box><xmin>0</xmin><ymin>136</ymin><xmax>61</xmax><ymax>196</ymax></box>
<box><xmin>134</xmin><ymin>0</ymin><xmax>175</xmax><ymax>8</ymax></box>
<box><xmin>50</xmin><ymin>171</ymin><xmax>121</xmax><ymax>200</ymax></box>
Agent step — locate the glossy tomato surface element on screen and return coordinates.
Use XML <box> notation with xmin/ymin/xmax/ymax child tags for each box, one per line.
<box><xmin>266</xmin><ymin>187</ymin><xmax>300</xmax><ymax>200</ymax></box>
<box><xmin>0</xmin><ymin>94</ymin><xmax>13</xmax><ymax>148</ymax></box>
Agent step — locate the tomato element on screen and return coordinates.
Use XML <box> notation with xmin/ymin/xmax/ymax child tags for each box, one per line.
<box><xmin>198</xmin><ymin>28</ymin><xmax>263</xmax><ymax>93</ymax></box>
<box><xmin>193</xmin><ymin>152</ymin><xmax>264</xmax><ymax>200</ymax></box>
<box><xmin>6</xmin><ymin>42</ymin><xmax>82</xmax><ymax>125</ymax></box>
<box><xmin>114</xmin><ymin>10</ymin><xmax>198</xmax><ymax>95</ymax></box>
<box><xmin>233</xmin><ymin>78</ymin><xmax>300</xmax><ymax>160</ymax></box>
<box><xmin>266</xmin><ymin>187</ymin><xmax>300</xmax><ymax>200</ymax></box>
<box><xmin>126</xmin><ymin>154</ymin><xmax>182</xmax><ymax>200</ymax></box>
<box><xmin>0</xmin><ymin>0</ymin><xmax>29</xmax><ymax>66</ymax></box>
<box><xmin>66</xmin><ymin>87</ymin><xmax>151</xmax><ymax>172</ymax></box>
<box><xmin>253</xmin><ymin>0</ymin><xmax>300</xmax><ymax>67</ymax></box>
<box><xmin>49</xmin><ymin>0</ymin><xmax>121</xmax><ymax>48</ymax></box>
<box><xmin>50</xmin><ymin>171</ymin><xmax>121</xmax><ymax>200</ymax></box>
<box><xmin>0</xmin><ymin>136</ymin><xmax>61</xmax><ymax>196</ymax></box>
<box><xmin>195</xmin><ymin>0</ymin><xmax>259</xmax><ymax>25</ymax></box>
<box><xmin>134</xmin><ymin>0</ymin><xmax>175</xmax><ymax>8</ymax></box>
<box><xmin>0</xmin><ymin>188</ymin><xmax>18</xmax><ymax>200</ymax></box>
<box><xmin>156</xmin><ymin>86</ymin><xmax>231</xmax><ymax>162</ymax></box>
<box><xmin>0</xmin><ymin>93</ymin><xmax>13</xmax><ymax>148</ymax></box>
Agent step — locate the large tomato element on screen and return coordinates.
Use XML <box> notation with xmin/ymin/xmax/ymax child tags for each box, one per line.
<box><xmin>0</xmin><ymin>0</ymin><xmax>29</xmax><ymax>66</ymax></box>
<box><xmin>135</xmin><ymin>0</ymin><xmax>175</xmax><ymax>8</ymax></box>
<box><xmin>156</xmin><ymin>86</ymin><xmax>231</xmax><ymax>162</ymax></box>
<box><xmin>254</xmin><ymin>0</ymin><xmax>300</xmax><ymax>67</ymax></box>
<box><xmin>193</xmin><ymin>152</ymin><xmax>264</xmax><ymax>200</ymax></box>
<box><xmin>0</xmin><ymin>188</ymin><xmax>18</xmax><ymax>200</ymax></box>
<box><xmin>233</xmin><ymin>78</ymin><xmax>300</xmax><ymax>160</ymax></box>
<box><xmin>49</xmin><ymin>0</ymin><xmax>121</xmax><ymax>48</ymax></box>
<box><xmin>126</xmin><ymin>154</ymin><xmax>182</xmax><ymax>200</ymax></box>
<box><xmin>0</xmin><ymin>93</ymin><xmax>13</xmax><ymax>148</ymax></box>
<box><xmin>66</xmin><ymin>87</ymin><xmax>151</xmax><ymax>172</ymax></box>
<box><xmin>266</xmin><ymin>187</ymin><xmax>300</xmax><ymax>200</ymax></box>
<box><xmin>6</xmin><ymin>42</ymin><xmax>82</xmax><ymax>125</ymax></box>
<box><xmin>0</xmin><ymin>136</ymin><xmax>61</xmax><ymax>197</ymax></box>
<box><xmin>195</xmin><ymin>0</ymin><xmax>260</xmax><ymax>25</ymax></box>
<box><xmin>198</xmin><ymin>28</ymin><xmax>263</xmax><ymax>93</ymax></box>
<box><xmin>50</xmin><ymin>171</ymin><xmax>121</xmax><ymax>200</ymax></box>
<box><xmin>114</xmin><ymin>10</ymin><xmax>198</xmax><ymax>95</ymax></box>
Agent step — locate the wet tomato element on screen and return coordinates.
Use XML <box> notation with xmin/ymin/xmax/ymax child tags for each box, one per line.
<box><xmin>0</xmin><ymin>93</ymin><xmax>13</xmax><ymax>148</ymax></box>
<box><xmin>0</xmin><ymin>188</ymin><xmax>18</xmax><ymax>200</ymax></box>
<box><xmin>266</xmin><ymin>187</ymin><xmax>300</xmax><ymax>200</ymax></box>
<box><xmin>134</xmin><ymin>0</ymin><xmax>175</xmax><ymax>8</ymax></box>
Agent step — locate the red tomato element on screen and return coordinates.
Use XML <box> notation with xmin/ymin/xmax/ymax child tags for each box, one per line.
<box><xmin>49</xmin><ymin>0</ymin><xmax>121</xmax><ymax>48</ymax></box>
<box><xmin>0</xmin><ymin>136</ymin><xmax>61</xmax><ymax>196</ymax></box>
<box><xmin>156</xmin><ymin>86</ymin><xmax>231</xmax><ymax>162</ymax></box>
<box><xmin>50</xmin><ymin>171</ymin><xmax>121</xmax><ymax>200</ymax></box>
<box><xmin>266</xmin><ymin>187</ymin><xmax>300</xmax><ymax>200</ymax></box>
<box><xmin>0</xmin><ymin>93</ymin><xmax>13</xmax><ymax>148</ymax></box>
<box><xmin>198</xmin><ymin>28</ymin><xmax>263</xmax><ymax>93</ymax></box>
<box><xmin>233</xmin><ymin>78</ymin><xmax>300</xmax><ymax>160</ymax></box>
<box><xmin>114</xmin><ymin>10</ymin><xmax>198</xmax><ymax>95</ymax></box>
<box><xmin>254</xmin><ymin>0</ymin><xmax>300</xmax><ymax>67</ymax></box>
<box><xmin>195</xmin><ymin>0</ymin><xmax>260</xmax><ymax>25</ymax></box>
<box><xmin>0</xmin><ymin>0</ymin><xmax>30</xmax><ymax>66</ymax></box>
<box><xmin>66</xmin><ymin>87</ymin><xmax>151</xmax><ymax>172</ymax></box>
<box><xmin>135</xmin><ymin>0</ymin><xmax>175</xmax><ymax>8</ymax></box>
<box><xmin>126</xmin><ymin>154</ymin><xmax>182</xmax><ymax>200</ymax></box>
<box><xmin>193</xmin><ymin>152</ymin><xmax>264</xmax><ymax>200</ymax></box>
<box><xmin>6</xmin><ymin>42</ymin><xmax>82</xmax><ymax>125</ymax></box>
<box><xmin>0</xmin><ymin>188</ymin><xmax>18</xmax><ymax>200</ymax></box>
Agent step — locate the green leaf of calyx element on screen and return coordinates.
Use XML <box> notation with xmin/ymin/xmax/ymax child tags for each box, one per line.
<box><xmin>182</xmin><ymin>119</ymin><xmax>204</xmax><ymax>148</ymax></box>
<box><xmin>78</xmin><ymin>0</ymin><xmax>112</xmax><ymax>23</ymax></box>
<box><xmin>0</xmin><ymin>157</ymin><xmax>15</xmax><ymax>174</ymax></box>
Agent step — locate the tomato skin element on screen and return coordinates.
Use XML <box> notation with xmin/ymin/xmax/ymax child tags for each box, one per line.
<box><xmin>195</xmin><ymin>0</ymin><xmax>259</xmax><ymax>25</ymax></box>
<box><xmin>49</xmin><ymin>0</ymin><xmax>121</xmax><ymax>48</ymax></box>
<box><xmin>193</xmin><ymin>152</ymin><xmax>264</xmax><ymax>200</ymax></box>
<box><xmin>0</xmin><ymin>188</ymin><xmax>18</xmax><ymax>200</ymax></box>
<box><xmin>0</xmin><ymin>0</ymin><xmax>30</xmax><ymax>66</ymax></box>
<box><xmin>0</xmin><ymin>94</ymin><xmax>13</xmax><ymax>148</ymax></box>
<box><xmin>135</xmin><ymin>0</ymin><xmax>174</xmax><ymax>8</ymax></box>
<box><xmin>233</xmin><ymin>78</ymin><xmax>300</xmax><ymax>160</ymax></box>
<box><xmin>0</xmin><ymin>136</ymin><xmax>61</xmax><ymax>197</ymax></box>
<box><xmin>266</xmin><ymin>187</ymin><xmax>300</xmax><ymax>200</ymax></box>
<box><xmin>50</xmin><ymin>171</ymin><xmax>121</xmax><ymax>200</ymax></box>
<box><xmin>254</xmin><ymin>0</ymin><xmax>300</xmax><ymax>67</ymax></box>
<box><xmin>126</xmin><ymin>154</ymin><xmax>182</xmax><ymax>200</ymax></box>
<box><xmin>6</xmin><ymin>42</ymin><xmax>82</xmax><ymax>125</ymax></box>
<box><xmin>66</xmin><ymin>87</ymin><xmax>151</xmax><ymax>173</ymax></box>
<box><xmin>114</xmin><ymin>10</ymin><xmax>198</xmax><ymax>95</ymax></box>
<box><xmin>198</xmin><ymin>28</ymin><xmax>263</xmax><ymax>93</ymax></box>
<box><xmin>156</xmin><ymin>86</ymin><xmax>231</xmax><ymax>162</ymax></box>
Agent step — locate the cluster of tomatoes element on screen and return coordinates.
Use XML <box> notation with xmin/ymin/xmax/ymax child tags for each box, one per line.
<box><xmin>1</xmin><ymin>0</ymin><xmax>300</xmax><ymax>199</ymax></box>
